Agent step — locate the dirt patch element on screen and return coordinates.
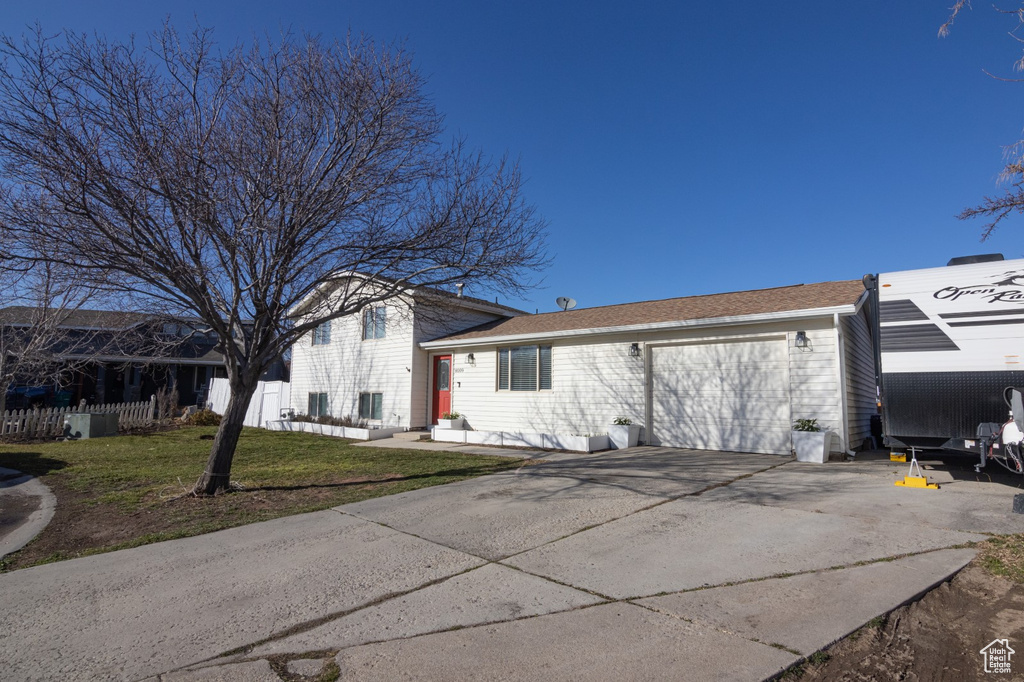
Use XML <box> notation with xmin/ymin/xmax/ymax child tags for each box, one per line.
<box><xmin>791</xmin><ymin>563</ymin><xmax>1024</xmax><ymax>681</ymax></box>
<box><xmin>0</xmin><ymin>492</ymin><xmax>41</xmax><ymax>536</ymax></box>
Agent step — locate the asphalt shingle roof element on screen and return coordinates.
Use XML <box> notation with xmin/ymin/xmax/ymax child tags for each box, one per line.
<box><xmin>0</xmin><ymin>306</ymin><xmax>154</xmax><ymax>329</ymax></box>
<box><xmin>432</xmin><ymin>279</ymin><xmax>867</xmax><ymax>343</ymax></box>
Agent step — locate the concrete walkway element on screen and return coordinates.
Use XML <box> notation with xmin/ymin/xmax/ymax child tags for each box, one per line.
<box><xmin>1</xmin><ymin>448</ymin><xmax>1021</xmax><ymax>681</ymax></box>
<box><xmin>353</xmin><ymin>434</ymin><xmax>553</xmax><ymax>459</ymax></box>
<box><xmin>0</xmin><ymin>466</ymin><xmax>56</xmax><ymax>559</ymax></box>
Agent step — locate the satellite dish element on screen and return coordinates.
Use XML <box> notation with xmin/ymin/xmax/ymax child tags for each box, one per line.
<box><xmin>555</xmin><ymin>296</ymin><xmax>577</xmax><ymax>311</ymax></box>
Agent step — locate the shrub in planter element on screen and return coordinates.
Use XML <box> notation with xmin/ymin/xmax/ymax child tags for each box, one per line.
<box><xmin>437</xmin><ymin>411</ymin><xmax>465</xmax><ymax>429</ymax></box>
<box><xmin>608</xmin><ymin>417</ymin><xmax>641</xmax><ymax>449</ymax></box>
<box><xmin>292</xmin><ymin>414</ymin><xmax>367</xmax><ymax>428</ymax></box>
<box><xmin>792</xmin><ymin>419</ymin><xmax>831</xmax><ymax>463</ymax></box>
<box><xmin>185</xmin><ymin>409</ymin><xmax>222</xmax><ymax>427</ymax></box>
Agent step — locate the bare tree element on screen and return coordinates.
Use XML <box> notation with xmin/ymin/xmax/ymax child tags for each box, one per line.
<box><xmin>0</xmin><ymin>253</ymin><xmax>179</xmax><ymax>416</ymax></box>
<box><xmin>0</xmin><ymin>24</ymin><xmax>547</xmax><ymax>494</ymax></box>
<box><xmin>940</xmin><ymin>1</ymin><xmax>1024</xmax><ymax>236</ymax></box>
<box><xmin>0</xmin><ymin>260</ymin><xmax>91</xmax><ymax>415</ymax></box>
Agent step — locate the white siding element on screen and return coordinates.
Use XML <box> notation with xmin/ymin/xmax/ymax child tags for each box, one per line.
<box><xmin>289</xmin><ymin>303</ymin><xmax>415</xmax><ymax>428</ymax></box>
<box><xmin>842</xmin><ymin>309</ymin><xmax>878</xmax><ymax>449</ymax></box>
<box><xmin>786</xmin><ymin>318</ymin><xmax>842</xmax><ymax>450</ymax></box>
<box><xmin>445</xmin><ymin>334</ymin><xmax>647</xmax><ymax>435</ymax></box>
<box><xmin>444</xmin><ymin>318</ymin><xmax>851</xmax><ymax>453</ymax></box>
<box><xmin>412</xmin><ymin>305</ymin><xmax>508</xmax><ymax>427</ymax></box>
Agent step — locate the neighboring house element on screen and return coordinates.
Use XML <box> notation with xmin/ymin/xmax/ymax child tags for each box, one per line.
<box><xmin>288</xmin><ymin>278</ymin><xmax>528</xmax><ymax>429</ymax></box>
<box><xmin>420</xmin><ymin>280</ymin><xmax>875</xmax><ymax>456</ymax></box>
<box><xmin>0</xmin><ymin>307</ymin><xmax>246</xmax><ymax>408</ymax></box>
<box><xmin>290</xmin><ymin>277</ymin><xmax>878</xmax><ymax>456</ymax></box>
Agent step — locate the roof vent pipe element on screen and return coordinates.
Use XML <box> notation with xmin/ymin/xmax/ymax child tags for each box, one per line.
<box><xmin>456</xmin><ymin>283</ymin><xmax>464</xmax><ymax>298</ymax></box>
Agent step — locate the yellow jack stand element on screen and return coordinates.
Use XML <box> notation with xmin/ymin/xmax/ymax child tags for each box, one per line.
<box><xmin>894</xmin><ymin>449</ymin><xmax>939</xmax><ymax>489</ymax></box>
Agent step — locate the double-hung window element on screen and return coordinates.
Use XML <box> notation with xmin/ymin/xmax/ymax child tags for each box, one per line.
<box><xmin>497</xmin><ymin>345</ymin><xmax>552</xmax><ymax>391</ymax></box>
<box><xmin>362</xmin><ymin>307</ymin><xmax>386</xmax><ymax>340</ymax></box>
<box><xmin>359</xmin><ymin>392</ymin><xmax>383</xmax><ymax>420</ymax></box>
<box><xmin>311</xmin><ymin>321</ymin><xmax>331</xmax><ymax>345</ymax></box>
<box><xmin>308</xmin><ymin>392</ymin><xmax>329</xmax><ymax>417</ymax></box>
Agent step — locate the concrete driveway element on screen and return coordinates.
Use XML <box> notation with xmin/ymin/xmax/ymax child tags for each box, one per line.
<box><xmin>1</xmin><ymin>447</ymin><xmax>1021</xmax><ymax>681</ymax></box>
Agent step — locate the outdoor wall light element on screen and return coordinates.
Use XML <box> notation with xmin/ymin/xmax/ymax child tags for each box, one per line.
<box><xmin>795</xmin><ymin>331</ymin><xmax>808</xmax><ymax>348</ymax></box>
<box><xmin>466</xmin><ymin>353</ymin><xmax>475</xmax><ymax>364</ymax></box>
<box><xmin>628</xmin><ymin>343</ymin><xmax>641</xmax><ymax>357</ymax></box>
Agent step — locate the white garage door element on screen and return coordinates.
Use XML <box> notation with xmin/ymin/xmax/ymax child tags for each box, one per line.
<box><xmin>650</xmin><ymin>339</ymin><xmax>792</xmax><ymax>454</ymax></box>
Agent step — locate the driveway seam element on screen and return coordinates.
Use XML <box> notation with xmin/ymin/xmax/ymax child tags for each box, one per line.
<box><xmin>208</xmin><ymin>462</ymin><xmax>797</xmax><ymax>669</ymax></box>
<box><xmin>615</xmin><ymin>544</ymin><xmax>978</xmax><ymax>602</ymax></box>
<box><xmin>496</xmin><ymin>458</ymin><xmax>794</xmax><ymax>563</ymax></box>
<box><xmin>627</xmin><ymin>599</ymin><xmax>803</xmax><ymax>655</ymax></box>
<box><xmin>151</xmin><ymin>561</ymin><xmax>495</xmax><ymax>679</ymax></box>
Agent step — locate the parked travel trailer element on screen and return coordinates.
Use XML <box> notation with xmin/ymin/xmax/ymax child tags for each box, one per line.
<box><xmin>866</xmin><ymin>254</ymin><xmax>1024</xmax><ymax>473</ymax></box>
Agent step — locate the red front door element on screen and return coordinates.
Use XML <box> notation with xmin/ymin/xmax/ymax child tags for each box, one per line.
<box><xmin>432</xmin><ymin>355</ymin><xmax>452</xmax><ymax>424</ymax></box>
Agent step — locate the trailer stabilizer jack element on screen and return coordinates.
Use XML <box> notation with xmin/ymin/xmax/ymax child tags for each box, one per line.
<box><xmin>894</xmin><ymin>450</ymin><xmax>939</xmax><ymax>490</ymax></box>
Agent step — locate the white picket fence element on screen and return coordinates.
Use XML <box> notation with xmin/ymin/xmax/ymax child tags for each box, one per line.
<box><xmin>0</xmin><ymin>396</ymin><xmax>157</xmax><ymax>439</ymax></box>
<box><xmin>206</xmin><ymin>378</ymin><xmax>291</xmax><ymax>429</ymax></box>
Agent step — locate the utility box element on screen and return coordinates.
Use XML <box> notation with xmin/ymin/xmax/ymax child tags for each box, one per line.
<box><xmin>64</xmin><ymin>413</ymin><xmax>120</xmax><ymax>439</ymax></box>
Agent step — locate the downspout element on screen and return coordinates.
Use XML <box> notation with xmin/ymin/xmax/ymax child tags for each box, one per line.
<box><xmin>834</xmin><ymin>312</ymin><xmax>855</xmax><ymax>457</ymax></box>
<box><xmin>642</xmin><ymin>341</ymin><xmax>651</xmax><ymax>445</ymax></box>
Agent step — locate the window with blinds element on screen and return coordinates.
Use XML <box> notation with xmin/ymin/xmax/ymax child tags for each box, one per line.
<box><xmin>497</xmin><ymin>345</ymin><xmax>552</xmax><ymax>391</ymax></box>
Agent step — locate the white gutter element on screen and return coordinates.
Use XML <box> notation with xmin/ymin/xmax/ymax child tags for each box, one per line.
<box><xmin>63</xmin><ymin>356</ymin><xmax>224</xmax><ymax>366</ymax></box>
<box><xmin>420</xmin><ymin>303</ymin><xmax>860</xmax><ymax>350</ymax></box>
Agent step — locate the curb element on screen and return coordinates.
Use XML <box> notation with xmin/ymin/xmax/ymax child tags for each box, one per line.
<box><xmin>0</xmin><ymin>466</ymin><xmax>57</xmax><ymax>559</ymax></box>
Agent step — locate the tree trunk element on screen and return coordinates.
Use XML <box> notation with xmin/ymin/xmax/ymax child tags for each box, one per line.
<box><xmin>195</xmin><ymin>380</ymin><xmax>259</xmax><ymax>495</ymax></box>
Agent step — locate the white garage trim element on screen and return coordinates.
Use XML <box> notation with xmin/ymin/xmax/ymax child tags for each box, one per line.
<box><xmin>645</xmin><ymin>335</ymin><xmax>793</xmax><ymax>455</ymax></box>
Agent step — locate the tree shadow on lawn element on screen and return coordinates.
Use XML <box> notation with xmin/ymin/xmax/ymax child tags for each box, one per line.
<box><xmin>0</xmin><ymin>451</ymin><xmax>69</xmax><ymax>478</ymax></box>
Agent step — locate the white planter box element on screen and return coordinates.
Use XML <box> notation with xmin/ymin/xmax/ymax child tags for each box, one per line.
<box><xmin>347</xmin><ymin>426</ymin><xmax>404</xmax><ymax>440</ymax></box>
<box><xmin>608</xmin><ymin>424</ymin><xmax>641</xmax><ymax>450</ymax></box>
<box><xmin>436</xmin><ymin>417</ymin><xmax>465</xmax><ymax>430</ymax></box>
<box><xmin>502</xmin><ymin>431</ymin><xmax>542</xmax><ymax>448</ymax></box>
<box><xmin>556</xmin><ymin>434</ymin><xmax>610</xmax><ymax>452</ymax></box>
<box><xmin>431</xmin><ymin>427</ymin><xmax>609</xmax><ymax>453</ymax></box>
<box><xmin>432</xmin><ymin>428</ymin><xmax>467</xmax><ymax>443</ymax></box>
<box><xmin>465</xmin><ymin>430</ymin><xmax>504</xmax><ymax>446</ymax></box>
<box><xmin>264</xmin><ymin>420</ymin><xmax>402</xmax><ymax>441</ymax></box>
<box><xmin>793</xmin><ymin>431</ymin><xmax>833</xmax><ymax>463</ymax></box>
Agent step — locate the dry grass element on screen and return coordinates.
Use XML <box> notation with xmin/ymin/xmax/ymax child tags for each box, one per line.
<box><xmin>0</xmin><ymin>426</ymin><xmax>527</xmax><ymax>571</ymax></box>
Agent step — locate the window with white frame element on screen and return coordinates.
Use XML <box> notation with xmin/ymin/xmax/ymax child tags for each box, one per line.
<box><xmin>359</xmin><ymin>392</ymin><xmax>383</xmax><ymax>420</ymax></box>
<box><xmin>308</xmin><ymin>392</ymin><xmax>328</xmax><ymax>417</ymax></box>
<box><xmin>311</xmin><ymin>320</ymin><xmax>331</xmax><ymax>345</ymax></box>
<box><xmin>497</xmin><ymin>345</ymin><xmax>552</xmax><ymax>391</ymax></box>
<box><xmin>362</xmin><ymin>307</ymin><xmax>386</xmax><ymax>340</ymax></box>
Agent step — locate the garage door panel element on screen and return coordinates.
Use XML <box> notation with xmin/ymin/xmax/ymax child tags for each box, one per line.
<box><xmin>650</xmin><ymin>340</ymin><xmax>792</xmax><ymax>455</ymax></box>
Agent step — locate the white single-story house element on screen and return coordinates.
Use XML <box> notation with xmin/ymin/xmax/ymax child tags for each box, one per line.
<box><xmin>290</xmin><ymin>277</ymin><xmax>876</xmax><ymax>456</ymax></box>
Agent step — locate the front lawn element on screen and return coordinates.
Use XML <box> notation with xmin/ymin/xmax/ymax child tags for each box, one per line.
<box><xmin>0</xmin><ymin>427</ymin><xmax>528</xmax><ymax>571</ymax></box>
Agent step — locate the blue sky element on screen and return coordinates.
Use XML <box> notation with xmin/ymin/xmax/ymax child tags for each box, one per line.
<box><xmin>4</xmin><ymin>2</ymin><xmax>1024</xmax><ymax>313</ymax></box>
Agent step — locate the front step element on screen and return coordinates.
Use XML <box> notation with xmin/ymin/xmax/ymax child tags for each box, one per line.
<box><xmin>392</xmin><ymin>430</ymin><xmax>431</xmax><ymax>442</ymax></box>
